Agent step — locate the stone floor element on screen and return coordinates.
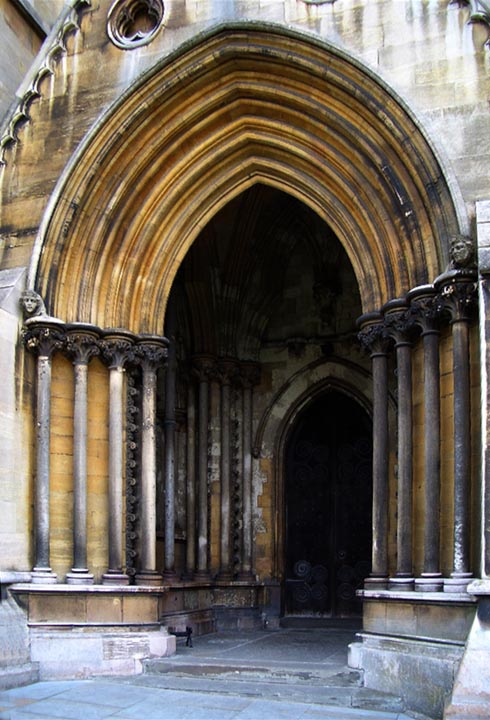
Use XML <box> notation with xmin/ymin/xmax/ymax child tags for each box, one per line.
<box><xmin>0</xmin><ymin>625</ymin><xmax>430</xmax><ymax>719</ymax></box>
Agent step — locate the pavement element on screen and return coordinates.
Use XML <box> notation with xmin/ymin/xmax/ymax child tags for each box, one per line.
<box><xmin>0</xmin><ymin>625</ymin><xmax>427</xmax><ymax>720</ymax></box>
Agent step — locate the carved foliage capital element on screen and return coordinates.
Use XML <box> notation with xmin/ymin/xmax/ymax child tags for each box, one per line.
<box><xmin>384</xmin><ymin>305</ymin><xmax>417</xmax><ymax>346</ymax></box>
<box><xmin>192</xmin><ymin>354</ymin><xmax>217</xmax><ymax>383</ymax></box>
<box><xmin>358</xmin><ymin>321</ymin><xmax>391</xmax><ymax>357</ymax></box>
<box><xmin>134</xmin><ymin>336</ymin><xmax>169</xmax><ymax>372</ymax></box>
<box><xmin>65</xmin><ymin>328</ymin><xmax>100</xmax><ymax>365</ymax></box>
<box><xmin>23</xmin><ymin>321</ymin><xmax>65</xmax><ymax>358</ymax></box>
<box><xmin>239</xmin><ymin>361</ymin><xmax>262</xmax><ymax>389</ymax></box>
<box><xmin>100</xmin><ymin>337</ymin><xmax>136</xmax><ymax>369</ymax></box>
<box><xmin>436</xmin><ymin>277</ymin><xmax>478</xmax><ymax>323</ymax></box>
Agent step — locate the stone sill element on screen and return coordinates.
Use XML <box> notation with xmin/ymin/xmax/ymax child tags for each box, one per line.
<box><xmin>358</xmin><ymin>589</ymin><xmax>477</xmax><ymax>604</ymax></box>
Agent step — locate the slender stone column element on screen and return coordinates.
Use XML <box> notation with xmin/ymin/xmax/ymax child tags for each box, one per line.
<box><xmin>218</xmin><ymin>359</ymin><xmax>238</xmax><ymax>579</ymax></box>
<box><xmin>65</xmin><ymin>325</ymin><xmax>100</xmax><ymax>585</ymax></box>
<box><xmin>239</xmin><ymin>362</ymin><xmax>261</xmax><ymax>579</ymax></box>
<box><xmin>384</xmin><ymin>300</ymin><xmax>416</xmax><ymax>590</ymax></box>
<box><xmin>23</xmin><ymin>319</ymin><xmax>65</xmax><ymax>584</ymax></box>
<box><xmin>358</xmin><ymin>313</ymin><xmax>392</xmax><ymax>589</ymax></box>
<box><xmin>163</xmin><ymin>303</ymin><xmax>178</xmax><ymax>581</ymax></box>
<box><xmin>193</xmin><ymin>355</ymin><xmax>215</xmax><ymax>580</ymax></box>
<box><xmin>435</xmin><ymin>270</ymin><xmax>477</xmax><ymax>592</ymax></box>
<box><xmin>100</xmin><ymin>331</ymin><xmax>136</xmax><ymax>585</ymax></box>
<box><xmin>185</xmin><ymin>381</ymin><xmax>197</xmax><ymax>578</ymax></box>
<box><xmin>134</xmin><ymin>336</ymin><xmax>168</xmax><ymax>585</ymax></box>
<box><xmin>409</xmin><ymin>285</ymin><xmax>444</xmax><ymax>592</ymax></box>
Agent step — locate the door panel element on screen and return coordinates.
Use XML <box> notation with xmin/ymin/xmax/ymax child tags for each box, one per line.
<box><xmin>285</xmin><ymin>391</ymin><xmax>372</xmax><ymax>617</ymax></box>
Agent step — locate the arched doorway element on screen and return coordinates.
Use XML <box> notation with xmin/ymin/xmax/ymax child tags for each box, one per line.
<box><xmin>285</xmin><ymin>390</ymin><xmax>372</xmax><ymax>618</ymax></box>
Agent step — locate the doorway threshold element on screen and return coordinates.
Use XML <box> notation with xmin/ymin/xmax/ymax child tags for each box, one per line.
<box><xmin>280</xmin><ymin>616</ymin><xmax>362</xmax><ymax>630</ymax></box>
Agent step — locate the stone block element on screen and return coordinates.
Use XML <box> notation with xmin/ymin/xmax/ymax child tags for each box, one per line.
<box><xmin>122</xmin><ymin>594</ymin><xmax>158</xmax><ymax>623</ymax></box>
<box><xmin>28</xmin><ymin>593</ymin><xmax>86</xmax><ymax>623</ymax></box>
<box><xmin>476</xmin><ymin>200</ymin><xmax>490</xmax><ymax>224</ymax></box>
<box><xmin>30</xmin><ymin>626</ymin><xmax>175</xmax><ymax>679</ymax></box>
<box><xmin>359</xmin><ymin>633</ymin><xmax>463</xmax><ymax>719</ymax></box>
<box><xmin>86</xmin><ymin>594</ymin><xmax>122</xmax><ymax>623</ymax></box>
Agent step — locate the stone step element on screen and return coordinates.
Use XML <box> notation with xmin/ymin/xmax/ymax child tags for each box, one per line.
<box><xmin>139</xmin><ymin>664</ymin><xmax>406</xmax><ymax>713</ymax></box>
<box><xmin>145</xmin><ymin>657</ymin><xmax>363</xmax><ymax>685</ymax></box>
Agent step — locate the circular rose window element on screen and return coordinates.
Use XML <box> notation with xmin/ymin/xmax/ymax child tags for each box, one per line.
<box><xmin>107</xmin><ymin>0</ymin><xmax>164</xmax><ymax>49</ymax></box>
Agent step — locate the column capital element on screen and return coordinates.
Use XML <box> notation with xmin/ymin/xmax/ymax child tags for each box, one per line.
<box><xmin>357</xmin><ymin>313</ymin><xmax>391</xmax><ymax>356</ymax></box>
<box><xmin>218</xmin><ymin>357</ymin><xmax>240</xmax><ymax>385</ymax></box>
<box><xmin>239</xmin><ymin>361</ymin><xmax>261</xmax><ymax>388</ymax></box>
<box><xmin>23</xmin><ymin>318</ymin><xmax>66</xmax><ymax>358</ymax></box>
<box><xmin>192</xmin><ymin>353</ymin><xmax>217</xmax><ymax>382</ymax></box>
<box><xmin>100</xmin><ymin>329</ymin><xmax>138</xmax><ymax>369</ymax></box>
<box><xmin>434</xmin><ymin>270</ymin><xmax>478</xmax><ymax>323</ymax></box>
<box><xmin>134</xmin><ymin>334</ymin><xmax>169</xmax><ymax>371</ymax></box>
<box><xmin>382</xmin><ymin>298</ymin><xmax>417</xmax><ymax>346</ymax></box>
<box><xmin>65</xmin><ymin>323</ymin><xmax>101</xmax><ymax>364</ymax></box>
<box><xmin>407</xmin><ymin>284</ymin><xmax>442</xmax><ymax>334</ymax></box>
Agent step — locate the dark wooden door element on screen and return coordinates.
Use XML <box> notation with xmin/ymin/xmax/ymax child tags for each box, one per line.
<box><xmin>285</xmin><ymin>391</ymin><xmax>372</xmax><ymax>617</ymax></box>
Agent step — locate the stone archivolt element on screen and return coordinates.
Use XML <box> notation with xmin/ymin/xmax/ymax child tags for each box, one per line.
<box><xmin>33</xmin><ymin>25</ymin><xmax>461</xmax><ymax>333</ymax></box>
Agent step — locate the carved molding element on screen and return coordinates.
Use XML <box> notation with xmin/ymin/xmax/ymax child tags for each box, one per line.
<box><xmin>0</xmin><ymin>0</ymin><xmax>92</xmax><ymax>165</ymax></box>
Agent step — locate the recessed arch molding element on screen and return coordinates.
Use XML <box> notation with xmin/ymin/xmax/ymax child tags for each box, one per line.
<box><xmin>33</xmin><ymin>22</ymin><xmax>464</xmax><ymax>332</ymax></box>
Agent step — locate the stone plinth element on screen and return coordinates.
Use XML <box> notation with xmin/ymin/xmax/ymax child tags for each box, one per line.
<box><xmin>444</xmin><ymin>580</ymin><xmax>490</xmax><ymax>719</ymax></box>
<box><xmin>350</xmin><ymin>590</ymin><xmax>477</xmax><ymax>719</ymax></box>
<box><xmin>11</xmin><ymin>584</ymin><xmax>176</xmax><ymax>680</ymax></box>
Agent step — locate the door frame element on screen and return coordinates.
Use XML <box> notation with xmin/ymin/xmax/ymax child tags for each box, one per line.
<box><xmin>283</xmin><ymin>386</ymin><xmax>373</xmax><ymax>617</ymax></box>
<box><xmin>268</xmin><ymin>366</ymin><xmax>374</xmax><ymax>608</ymax></box>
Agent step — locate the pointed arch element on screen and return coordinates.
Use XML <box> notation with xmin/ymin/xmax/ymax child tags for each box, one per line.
<box><xmin>32</xmin><ymin>23</ymin><xmax>464</xmax><ymax>332</ymax></box>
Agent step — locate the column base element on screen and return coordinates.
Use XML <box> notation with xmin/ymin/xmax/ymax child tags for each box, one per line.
<box><xmin>415</xmin><ymin>574</ymin><xmax>443</xmax><ymax>592</ymax></box>
<box><xmin>162</xmin><ymin>569</ymin><xmax>180</xmax><ymax>583</ymax></box>
<box><xmin>101</xmin><ymin>571</ymin><xmax>130</xmax><ymax>586</ymax></box>
<box><xmin>31</xmin><ymin>567</ymin><xmax>58</xmax><ymax>584</ymax></box>
<box><xmin>237</xmin><ymin>570</ymin><xmax>255</xmax><ymax>581</ymax></box>
<box><xmin>389</xmin><ymin>576</ymin><xmax>415</xmax><ymax>592</ymax></box>
<box><xmin>217</xmin><ymin>571</ymin><xmax>233</xmax><ymax>581</ymax></box>
<box><xmin>364</xmin><ymin>575</ymin><xmax>389</xmax><ymax>590</ymax></box>
<box><xmin>66</xmin><ymin>569</ymin><xmax>94</xmax><ymax>585</ymax></box>
<box><xmin>444</xmin><ymin>573</ymin><xmax>473</xmax><ymax>593</ymax></box>
<box><xmin>135</xmin><ymin>571</ymin><xmax>163</xmax><ymax>586</ymax></box>
<box><xmin>193</xmin><ymin>570</ymin><xmax>211</xmax><ymax>582</ymax></box>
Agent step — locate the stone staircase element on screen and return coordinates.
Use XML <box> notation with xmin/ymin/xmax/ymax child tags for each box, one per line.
<box><xmin>142</xmin><ymin>638</ymin><xmax>410</xmax><ymax>716</ymax></box>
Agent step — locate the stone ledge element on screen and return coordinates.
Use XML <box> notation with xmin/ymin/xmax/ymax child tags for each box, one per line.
<box><xmin>359</xmin><ymin>589</ymin><xmax>477</xmax><ymax>604</ymax></box>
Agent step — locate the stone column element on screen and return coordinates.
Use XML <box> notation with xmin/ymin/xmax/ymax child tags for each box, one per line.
<box><xmin>23</xmin><ymin>319</ymin><xmax>65</xmax><ymax>584</ymax></box>
<box><xmin>100</xmin><ymin>330</ymin><xmax>136</xmax><ymax>585</ymax></box>
<box><xmin>134</xmin><ymin>336</ymin><xmax>168</xmax><ymax>585</ymax></box>
<box><xmin>193</xmin><ymin>355</ymin><xmax>215</xmax><ymax>580</ymax></box>
<box><xmin>218</xmin><ymin>359</ymin><xmax>238</xmax><ymax>579</ymax></box>
<box><xmin>409</xmin><ymin>285</ymin><xmax>444</xmax><ymax>592</ymax></box>
<box><xmin>358</xmin><ymin>313</ymin><xmax>392</xmax><ymax>589</ymax></box>
<box><xmin>476</xmin><ymin>201</ymin><xmax>490</xmax><ymax>579</ymax></box>
<box><xmin>65</xmin><ymin>324</ymin><xmax>100</xmax><ymax>584</ymax></box>
<box><xmin>185</xmin><ymin>381</ymin><xmax>197</xmax><ymax>578</ymax></box>
<box><xmin>384</xmin><ymin>300</ymin><xmax>416</xmax><ymax>591</ymax></box>
<box><xmin>435</xmin><ymin>270</ymin><xmax>477</xmax><ymax>592</ymax></box>
<box><xmin>163</xmin><ymin>303</ymin><xmax>178</xmax><ymax>582</ymax></box>
<box><xmin>239</xmin><ymin>362</ymin><xmax>261</xmax><ymax>580</ymax></box>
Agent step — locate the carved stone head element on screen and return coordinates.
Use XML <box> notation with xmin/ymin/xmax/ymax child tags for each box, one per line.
<box><xmin>20</xmin><ymin>290</ymin><xmax>47</xmax><ymax>319</ymax></box>
<box><xmin>449</xmin><ymin>234</ymin><xmax>475</xmax><ymax>270</ymax></box>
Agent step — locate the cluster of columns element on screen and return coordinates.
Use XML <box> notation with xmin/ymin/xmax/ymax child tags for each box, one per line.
<box><xmin>23</xmin><ymin>318</ymin><xmax>168</xmax><ymax>585</ymax></box>
<box><xmin>187</xmin><ymin>354</ymin><xmax>261</xmax><ymax>581</ymax></box>
<box><xmin>358</xmin><ymin>268</ymin><xmax>477</xmax><ymax>593</ymax></box>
